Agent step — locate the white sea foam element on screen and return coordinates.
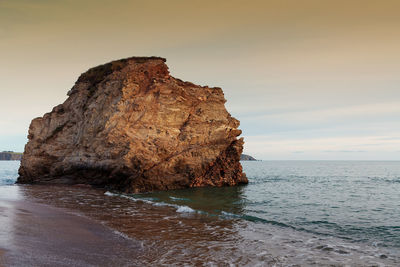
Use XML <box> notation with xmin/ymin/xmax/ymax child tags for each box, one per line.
<box><xmin>169</xmin><ymin>196</ymin><xmax>189</xmax><ymax>201</ymax></box>
<box><xmin>153</xmin><ymin>202</ymin><xmax>176</xmax><ymax>208</ymax></box>
<box><xmin>176</xmin><ymin>206</ymin><xmax>195</xmax><ymax>213</ymax></box>
<box><xmin>104</xmin><ymin>191</ymin><xmax>118</xmax><ymax>197</ymax></box>
<box><xmin>112</xmin><ymin>229</ymin><xmax>133</xmax><ymax>240</ymax></box>
<box><xmin>105</xmin><ymin>191</ymin><xmax>197</xmax><ymax>214</ymax></box>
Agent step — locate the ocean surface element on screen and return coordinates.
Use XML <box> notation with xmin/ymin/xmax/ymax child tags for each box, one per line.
<box><xmin>0</xmin><ymin>161</ymin><xmax>19</xmax><ymax>186</ymax></box>
<box><xmin>1</xmin><ymin>160</ymin><xmax>400</xmax><ymax>266</ymax></box>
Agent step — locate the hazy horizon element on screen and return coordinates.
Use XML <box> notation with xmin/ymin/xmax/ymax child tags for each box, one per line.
<box><xmin>1</xmin><ymin>0</ymin><xmax>399</xmax><ymax>160</ymax></box>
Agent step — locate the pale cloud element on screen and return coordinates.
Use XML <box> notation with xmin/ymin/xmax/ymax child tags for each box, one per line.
<box><xmin>245</xmin><ymin>101</ymin><xmax>400</xmax><ymax>124</ymax></box>
<box><xmin>323</xmin><ymin>150</ymin><xmax>367</xmax><ymax>153</ymax></box>
<box><xmin>243</xmin><ymin>135</ymin><xmax>400</xmax><ymax>160</ymax></box>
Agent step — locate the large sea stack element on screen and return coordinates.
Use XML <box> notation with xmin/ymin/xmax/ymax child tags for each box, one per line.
<box><xmin>18</xmin><ymin>57</ymin><xmax>248</xmax><ymax>192</ymax></box>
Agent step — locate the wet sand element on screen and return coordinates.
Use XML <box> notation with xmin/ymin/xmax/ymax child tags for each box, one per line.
<box><xmin>0</xmin><ymin>184</ymin><xmax>399</xmax><ymax>266</ymax></box>
<box><xmin>0</xmin><ymin>248</ymin><xmax>6</xmax><ymax>267</ymax></box>
<box><xmin>19</xmin><ymin>185</ymin><xmax>247</xmax><ymax>266</ymax></box>
<box><xmin>0</xmin><ymin>187</ymin><xmax>142</xmax><ymax>267</ymax></box>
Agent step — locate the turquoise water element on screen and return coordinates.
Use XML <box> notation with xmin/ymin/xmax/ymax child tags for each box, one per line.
<box><xmin>128</xmin><ymin>160</ymin><xmax>400</xmax><ymax>250</ymax></box>
<box><xmin>242</xmin><ymin>161</ymin><xmax>400</xmax><ymax>248</ymax></box>
<box><xmin>1</xmin><ymin>160</ymin><xmax>400</xmax><ymax>253</ymax></box>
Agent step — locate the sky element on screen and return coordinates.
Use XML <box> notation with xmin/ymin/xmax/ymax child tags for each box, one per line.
<box><xmin>0</xmin><ymin>0</ymin><xmax>399</xmax><ymax>160</ymax></box>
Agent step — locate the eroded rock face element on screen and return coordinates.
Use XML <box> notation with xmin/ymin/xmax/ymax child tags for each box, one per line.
<box><xmin>17</xmin><ymin>57</ymin><xmax>248</xmax><ymax>192</ymax></box>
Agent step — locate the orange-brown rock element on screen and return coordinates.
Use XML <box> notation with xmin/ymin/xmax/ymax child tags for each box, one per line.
<box><xmin>17</xmin><ymin>57</ymin><xmax>248</xmax><ymax>192</ymax></box>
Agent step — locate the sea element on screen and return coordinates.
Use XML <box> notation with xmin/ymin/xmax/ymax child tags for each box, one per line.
<box><xmin>1</xmin><ymin>160</ymin><xmax>399</xmax><ymax>266</ymax></box>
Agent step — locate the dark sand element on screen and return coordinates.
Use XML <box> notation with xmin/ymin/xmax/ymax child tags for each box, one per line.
<box><xmin>0</xmin><ymin>186</ymin><xmax>142</xmax><ymax>267</ymax></box>
<box><xmin>0</xmin><ymin>248</ymin><xmax>6</xmax><ymax>267</ymax></box>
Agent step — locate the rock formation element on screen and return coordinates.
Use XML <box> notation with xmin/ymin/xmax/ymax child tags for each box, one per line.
<box><xmin>17</xmin><ymin>57</ymin><xmax>248</xmax><ymax>192</ymax></box>
<box><xmin>240</xmin><ymin>154</ymin><xmax>257</xmax><ymax>161</ymax></box>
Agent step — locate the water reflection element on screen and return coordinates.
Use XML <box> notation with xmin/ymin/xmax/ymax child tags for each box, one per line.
<box><xmin>0</xmin><ymin>197</ymin><xmax>17</xmax><ymax>255</ymax></box>
<box><xmin>133</xmin><ymin>185</ymin><xmax>248</xmax><ymax>216</ymax></box>
<box><xmin>0</xmin><ymin>185</ymin><xmax>20</xmax><ymax>259</ymax></box>
<box><xmin>0</xmin><ymin>185</ymin><xmax>21</xmax><ymax>201</ymax></box>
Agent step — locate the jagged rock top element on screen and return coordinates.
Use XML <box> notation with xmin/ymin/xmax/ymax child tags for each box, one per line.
<box><xmin>76</xmin><ymin>57</ymin><xmax>166</xmax><ymax>84</ymax></box>
<box><xmin>18</xmin><ymin>56</ymin><xmax>248</xmax><ymax>192</ymax></box>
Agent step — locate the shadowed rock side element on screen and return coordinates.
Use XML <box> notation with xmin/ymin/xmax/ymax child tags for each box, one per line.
<box><xmin>17</xmin><ymin>57</ymin><xmax>248</xmax><ymax>192</ymax></box>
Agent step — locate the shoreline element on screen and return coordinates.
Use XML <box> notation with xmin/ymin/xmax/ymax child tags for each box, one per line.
<box><xmin>0</xmin><ymin>183</ymin><xmax>399</xmax><ymax>266</ymax></box>
<box><xmin>0</xmin><ymin>187</ymin><xmax>143</xmax><ymax>266</ymax></box>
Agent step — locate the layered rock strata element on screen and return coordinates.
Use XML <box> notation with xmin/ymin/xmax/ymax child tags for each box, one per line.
<box><xmin>18</xmin><ymin>57</ymin><xmax>248</xmax><ymax>192</ymax></box>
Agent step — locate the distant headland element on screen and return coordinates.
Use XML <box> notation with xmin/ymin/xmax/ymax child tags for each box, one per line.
<box><xmin>0</xmin><ymin>151</ymin><xmax>22</xmax><ymax>161</ymax></box>
<box><xmin>240</xmin><ymin>154</ymin><xmax>257</xmax><ymax>161</ymax></box>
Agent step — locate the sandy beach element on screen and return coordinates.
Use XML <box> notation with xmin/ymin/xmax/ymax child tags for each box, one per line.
<box><xmin>0</xmin><ymin>186</ymin><xmax>142</xmax><ymax>267</ymax></box>
<box><xmin>0</xmin><ymin>248</ymin><xmax>6</xmax><ymax>267</ymax></box>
